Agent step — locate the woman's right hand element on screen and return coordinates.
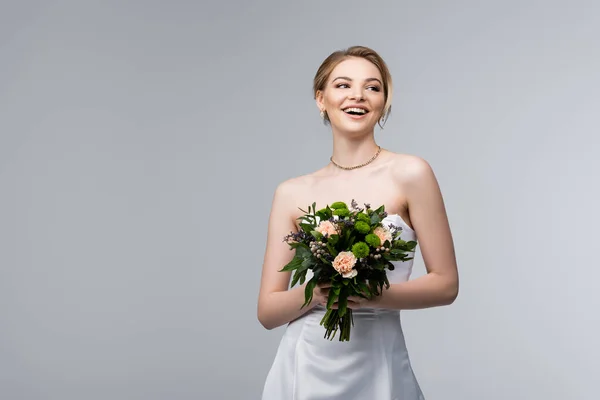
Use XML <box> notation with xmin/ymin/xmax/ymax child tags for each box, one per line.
<box><xmin>310</xmin><ymin>281</ymin><xmax>332</xmax><ymax>308</ymax></box>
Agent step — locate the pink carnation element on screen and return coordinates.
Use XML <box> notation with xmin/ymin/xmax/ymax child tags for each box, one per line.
<box><xmin>332</xmin><ymin>251</ymin><xmax>357</xmax><ymax>278</ymax></box>
<box><xmin>316</xmin><ymin>220</ymin><xmax>337</xmax><ymax>237</ymax></box>
<box><xmin>373</xmin><ymin>226</ymin><xmax>392</xmax><ymax>244</ymax></box>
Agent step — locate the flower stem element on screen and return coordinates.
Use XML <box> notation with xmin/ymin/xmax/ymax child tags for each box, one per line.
<box><xmin>320</xmin><ymin>309</ymin><xmax>354</xmax><ymax>341</ymax></box>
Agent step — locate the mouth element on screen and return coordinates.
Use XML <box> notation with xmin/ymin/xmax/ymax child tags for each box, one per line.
<box><xmin>342</xmin><ymin>107</ymin><xmax>369</xmax><ymax>116</ymax></box>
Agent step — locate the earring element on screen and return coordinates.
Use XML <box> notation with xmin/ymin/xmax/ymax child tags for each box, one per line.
<box><xmin>320</xmin><ymin>110</ymin><xmax>325</xmax><ymax>119</ymax></box>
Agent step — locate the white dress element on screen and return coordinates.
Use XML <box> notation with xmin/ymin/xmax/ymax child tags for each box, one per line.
<box><xmin>261</xmin><ymin>214</ymin><xmax>425</xmax><ymax>400</ymax></box>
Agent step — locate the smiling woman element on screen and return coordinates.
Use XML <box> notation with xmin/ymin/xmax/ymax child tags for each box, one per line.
<box><xmin>314</xmin><ymin>46</ymin><xmax>393</xmax><ymax>131</ymax></box>
<box><xmin>257</xmin><ymin>45</ymin><xmax>459</xmax><ymax>400</ymax></box>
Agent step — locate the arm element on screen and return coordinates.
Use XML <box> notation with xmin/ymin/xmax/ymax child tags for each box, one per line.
<box><xmin>372</xmin><ymin>157</ymin><xmax>459</xmax><ymax>310</ymax></box>
<box><xmin>257</xmin><ymin>181</ymin><xmax>321</xmax><ymax>330</ymax></box>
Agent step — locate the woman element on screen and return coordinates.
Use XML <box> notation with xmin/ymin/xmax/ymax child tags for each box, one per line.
<box><xmin>257</xmin><ymin>46</ymin><xmax>459</xmax><ymax>400</ymax></box>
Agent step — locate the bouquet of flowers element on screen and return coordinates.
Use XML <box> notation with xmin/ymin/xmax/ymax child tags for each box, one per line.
<box><xmin>280</xmin><ymin>199</ymin><xmax>417</xmax><ymax>342</ymax></box>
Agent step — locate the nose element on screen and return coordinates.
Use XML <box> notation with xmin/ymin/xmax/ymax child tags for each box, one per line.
<box><xmin>349</xmin><ymin>88</ymin><xmax>364</xmax><ymax>100</ymax></box>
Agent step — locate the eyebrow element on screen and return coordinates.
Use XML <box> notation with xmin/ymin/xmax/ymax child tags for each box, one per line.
<box><xmin>332</xmin><ymin>76</ymin><xmax>383</xmax><ymax>85</ymax></box>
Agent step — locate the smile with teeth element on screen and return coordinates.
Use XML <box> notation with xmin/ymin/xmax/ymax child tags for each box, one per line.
<box><xmin>343</xmin><ymin>107</ymin><xmax>368</xmax><ymax>115</ymax></box>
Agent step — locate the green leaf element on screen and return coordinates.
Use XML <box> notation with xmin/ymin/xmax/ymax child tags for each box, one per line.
<box><xmin>338</xmin><ymin>291</ymin><xmax>348</xmax><ymax>317</ymax></box>
<box><xmin>321</xmin><ymin>258</ymin><xmax>333</xmax><ymax>266</ymax></box>
<box><xmin>279</xmin><ymin>256</ymin><xmax>303</xmax><ymax>272</ymax></box>
<box><xmin>345</xmin><ymin>229</ymin><xmax>352</xmax><ymax>243</ymax></box>
<box><xmin>370</xmin><ymin>213</ymin><xmax>381</xmax><ymax>225</ymax></box>
<box><xmin>299</xmin><ymin>223</ymin><xmax>313</xmax><ymax>233</ymax></box>
<box><xmin>328</xmin><ymin>234</ymin><xmax>339</xmax><ymax>246</ymax></box>
<box><xmin>358</xmin><ymin>282</ymin><xmax>371</xmax><ymax>297</ymax></box>
<box><xmin>327</xmin><ymin>243</ymin><xmax>338</xmax><ymax>257</ymax></box>
<box><xmin>310</xmin><ymin>230</ymin><xmax>323</xmax><ymax>241</ymax></box>
<box><xmin>298</xmin><ymin>206</ymin><xmax>309</xmax><ymax>214</ymax></box>
<box><xmin>291</xmin><ymin>269</ymin><xmax>308</xmax><ymax>287</ymax></box>
<box><xmin>326</xmin><ymin>289</ymin><xmax>339</xmax><ymax>309</ymax></box>
<box><xmin>303</xmin><ymin>279</ymin><xmax>317</xmax><ymax>308</ymax></box>
<box><xmin>312</xmin><ymin>265</ymin><xmax>323</xmax><ymax>276</ymax></box>
<box><xmin>296</xmin><ymin>246</ymin><xmax>312</xmax><ymax>258</ymax></box>
<box><xmin>297</xmin><ymin>214</ymin><xmax>315</xmax><ymax>222</ymax></box>
<box><xmin>384</xmin><ymin>275</ymin><xmax>390</xmax><ymax>289</ymax></box>
<box><xmin>290</xmin><ymin>271</ymin><xmax>299</xmax><ymax>287</ymax></box>
<box><xmin>299</xmin><ymin>272</ymin><xmax>307</xmax><ymax>285</ymax></box>
<box><xmin>315</xmin><ymin>208</ymin><xmax>332</xmax><ymax>221</ymax></box>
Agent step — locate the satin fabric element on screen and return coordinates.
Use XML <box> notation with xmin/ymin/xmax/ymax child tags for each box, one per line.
<box><xmin>261</xmin><ymin>214</ymin><xmax>425</xmax><ymax>400</ymax></box>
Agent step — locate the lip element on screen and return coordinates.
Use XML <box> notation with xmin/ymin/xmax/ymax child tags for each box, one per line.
<box><xmin>344</xmin><ymin>112</ymin><xmax>367</xmax><ymax>120</ymax></box>
<box><xmin>342</xmin><ymin>105</ymin><xmax>369</xmax><ymax>112</ymax></box>
<box><xmin>341</xmin><ymin>105</ymin><xmax>369</xmax><ymax>120</ymax></box>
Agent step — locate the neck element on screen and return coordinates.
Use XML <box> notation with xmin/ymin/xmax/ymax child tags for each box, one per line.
<box><xmin>329</xmin><ymin>131</ymin><xmax>380</xmax><ymax>169</ymax></box>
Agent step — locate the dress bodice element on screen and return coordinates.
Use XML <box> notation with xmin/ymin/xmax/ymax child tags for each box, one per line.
<box><xmin>382</xmin><ymin>213</ymin><xmax>417</xmax><ymax>284</ymax></box>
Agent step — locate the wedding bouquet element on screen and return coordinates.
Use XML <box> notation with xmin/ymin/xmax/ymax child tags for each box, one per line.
<box><xmin>280</xmin><ymin>199</ymin><xmax>417</xmax><ymax>342</ymax></box>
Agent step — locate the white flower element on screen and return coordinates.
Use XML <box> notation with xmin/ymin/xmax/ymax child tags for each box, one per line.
<box><xmin>373</xmin><ymin>225</ymin><xmax>393</xmax><ymax>244</ymax></box>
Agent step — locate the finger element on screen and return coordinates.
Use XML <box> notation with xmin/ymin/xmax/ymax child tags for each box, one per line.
<box><xmin>330</xmin><ymin>301</ymin><xmax>358</xmax><ymax>310</ymax></box>
<box><xmin>333</xmin><ymin>302</ymin><xmax>357</xmax><ymax>310</ymax></box>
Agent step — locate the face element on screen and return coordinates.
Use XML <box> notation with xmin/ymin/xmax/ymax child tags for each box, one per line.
<box><xmin>316</xmin><ymin>57</ymin><xmax>386</xmax><ymax>135</ymax></box>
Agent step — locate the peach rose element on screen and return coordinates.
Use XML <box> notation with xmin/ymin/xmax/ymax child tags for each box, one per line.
<box><xmin>332</xmin><ymin>251</ymin><xmax>357</xmax><ymax>278</ymax></box>
<box><xmin>373</xmin><ymin>225</ymin><xmax>392</xmax><ymax>244</ymax></box>
<box><xmin>342</xmin><ymin>269</ymin><xmax>357</xmax><ymax>279</ymax></box>
<box><xmin>316</xmin><ymin>220</ymin><xmax>337</xmax><ymax>237</ymax></box>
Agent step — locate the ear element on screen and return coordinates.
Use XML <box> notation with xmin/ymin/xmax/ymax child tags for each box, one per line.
<box><xmin>315</xmin><ymin>90</ymin><xmax>325</xmax><ymax>111</ymax></box>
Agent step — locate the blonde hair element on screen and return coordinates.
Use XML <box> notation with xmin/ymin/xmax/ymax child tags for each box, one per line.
<box><xmin>313</xmin><ymin>46</ymin><xmax>393</xmax><ymax>128</ymax></box>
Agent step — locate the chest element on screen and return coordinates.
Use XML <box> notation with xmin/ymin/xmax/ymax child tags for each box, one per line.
<box><xmin>293</xmin><ymin>175</ymin><xmax>407</xmax><ymax>221</ymax></box>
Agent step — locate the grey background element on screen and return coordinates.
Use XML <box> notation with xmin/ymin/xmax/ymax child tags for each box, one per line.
<box><xmin>1</xmin><ymin>1</ymin><xmax>599</xmax><ymax>399</ymax></box>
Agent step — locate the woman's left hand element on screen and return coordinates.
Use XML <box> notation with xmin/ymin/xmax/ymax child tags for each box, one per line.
<box><xmin>331</xmin><ymin>295</ymin><xmax>374</xmax><ymax>310</ymax></box>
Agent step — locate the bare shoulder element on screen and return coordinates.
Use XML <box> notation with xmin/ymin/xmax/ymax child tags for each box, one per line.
<box><xmin>385</xmin><ymin>151</ymin><xmax>436</xmax><ymax>185</ymax></box>
<box><xmin>385</xmin><ymin>150</ymin><xmax>449</xmax><ymax>231</ymax></box>
<box><xmin>273</xmin><ymin>173</ymin><xmax>314</xmax><ymax>201</ymax></box>
<box><xmin>270</xmin><ymin>173</ymin><xmax>317</xmax><ymax>219</ymax></box>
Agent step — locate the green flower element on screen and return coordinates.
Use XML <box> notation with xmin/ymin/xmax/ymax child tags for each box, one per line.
<box><xmin>365</xmin><ymin>233</ymin><xmax>381</xmax><ymax>248</ymax></box>
<box><xmin>354</xmin><ymin>221</ymin><xmax>370</xmax><ymax>234</ymax></box>
<box><xmin>356</xmin><ymin>213</ymin><xmax>370</xmax><ymax>223</ymax></box>
<box><xmin>330</xmin><ymin>201</ymin><xmax>348</xmax><ymax>210</ymax></box>
<box><xmin>333</xmin><ymin>208</ymin><xmax>350</xmax><ymax>217</ymax></box>
<box><xmin>352</xmin><ymin>242</ymin><xmax>370</xmax><ymax>259</ymax></box>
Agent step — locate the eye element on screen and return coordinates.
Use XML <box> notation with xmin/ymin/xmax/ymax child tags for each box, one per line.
<box><xmin>336</xmin><ymin>83</ymin><xmax>350</xmax><ymax>88</ymax></box>
<box><xmin>367</xmin><ymin>86</ymin><xmax>381</xmax><ymax>92</ymax></box>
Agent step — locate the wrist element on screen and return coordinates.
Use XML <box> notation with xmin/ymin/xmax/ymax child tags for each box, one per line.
<box><xmin>368</xmin><ymin>291</ymin><xmax>385</xmax><ymax>309</ymax></box>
